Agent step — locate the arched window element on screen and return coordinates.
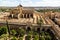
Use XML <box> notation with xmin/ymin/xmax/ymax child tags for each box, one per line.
<box><xmin>30</xmin><ymin>14</ymin><xmax>33</xmax><ymax>18</ymax></box>
<box><xmin>27</xmin><ymin>27</ymin><xmax>31</xmax><ymax>31</ymax></box>
<box><xmin>20</xmin><ymin>14</ymin><xmax>23</xmax><ymax>18</ymax></box>
<box><xmin>37</xmin><ymin>28</ymin><xmax>40</xmax><ymax>32</ymax></box>
<box><xmin>20</xmin><ymin>13</ymin><xmax>33</xmax><ymax>18</ymax></box>
<box><xmin>24</xmin><ymin>14</ymin><xmax>26</xmax><ymax>18</ymax></box>
<box><xmin>27</xmin><ymin>14</ymin><xmax>29</xmax><ymax>18</ymax></box>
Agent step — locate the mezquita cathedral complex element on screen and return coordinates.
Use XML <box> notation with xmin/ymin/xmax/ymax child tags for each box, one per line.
<box><xmin>0</xmin><ymin>5</ymin><xmax>60</xmax><ymax>40</ymax></box>
<box><xmin>0</xmin><ymin>5</ymin><xmax>40</xmax><ymax>24</ymax></box>
<box><xmin>0</xmin><ymin>5</ymin><xmax>60</xmax><ymax>25</ymax></box>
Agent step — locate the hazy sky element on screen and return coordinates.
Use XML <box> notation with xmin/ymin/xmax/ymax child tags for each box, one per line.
<box><xmin>0</xmin><ymin>0</ymin><xmax>60</xmax><ymax>7</ymax></box>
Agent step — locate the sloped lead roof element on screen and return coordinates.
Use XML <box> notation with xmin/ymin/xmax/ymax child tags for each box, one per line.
<box><xmin>17</xmin><ymin>4</ymin><xmax>22</xmax><ymax>7</ymax></box>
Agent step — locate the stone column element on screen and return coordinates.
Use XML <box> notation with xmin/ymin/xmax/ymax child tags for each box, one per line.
<box><xmin>33</xmin><ymin>18</ymin><xmax>34</xmax><ymax>23</ymax></box>
<box><xmin>33</xmin><ymin>14</ymin><xmax>37</xmax><ymax>24</ymax></box>
<box><xmin>12</xmin><ymin>14</ymin><xmax>13</xmax><ymax>18</ymax></box>
<box><xmin>23</xmin><ymin>14</ymin><xmax>24</xmax><ymax>18</ymax></box>
<box><xmin>20</xmin><ymin>7</ymin><xmax>23</xmax><ymax>14</ymax></box>
<box><xmin>26</xmin><ymin>14</ymin><xmax>27</xmax><ymax>18</ymax></box>
<box><xmin>18</xmin><ymin>14</ymin><xmax>20</xmax><ymax>19</ymax></box>
<box><xmin>29</xmin><ymin>14</ymin><xmax>31</xmax><ymax>18</ymax></box>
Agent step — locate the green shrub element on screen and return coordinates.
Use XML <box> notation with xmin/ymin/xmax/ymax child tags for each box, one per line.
<box><xmin>40</xmin><ymin>36</ymin><xmax>45</xmax><ymax>40</ymax></box>
<box><xmin>18</xmin><ymin>28</ymin><xmax>25</xmax><ymax>37</ymax></box>
<box><xmin>33</xmin><ymin>35</ymin><xmax>39</xmax><ymax>40</ymax></box>
<box><xmin>11</xmin><ymin>37</ymin><xmax>17</xmax><ymax>40</ymax></box>
<box><xmin>10</xmin><ymin>30</ymin><xmax>17</xmax><ymax>36</ymax></box>
<box><xmin>18</xmin><ymin>37</ymin><xmax>23</xmax><ymax>40</ymax></box>
<box><xmin>0</xmin><ymin>27</ymin><xmax>8</xmax><ymax>36</ymax></box>
<box><xmin>45</xmin><ymin>35</ymin><xmax>51</xmax><ymax>40</ymax></box>
<box><xmin>26</xmin><ymin>35</ymin><xmax>31</xmax><ymax>40</ymax></box>
<box><xmin>28</xmin><ymin>31</ymin><xmax>33</xmax><ymax>36</ymax></box>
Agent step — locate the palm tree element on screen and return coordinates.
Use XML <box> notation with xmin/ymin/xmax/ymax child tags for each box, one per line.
<box><xmin>33</xmin><ymin>32</ymin><xmax>39</xmax><ymax>40</ymax></box>
<box><xmin>45</xmin><ymin>35</ymin><xmax>51</xmax><ymax>40</ymax></box>
<box><xmin>10</xmin><ymin>29</ymin><xmax>17</xmax><ymax>36</ymax></box>
<box><xmin>18</xmin><ymin>28</ymin><xmax>26</xmax><ymax>37</ymax></box>
<box><xmin>10</xmin><ymin>29</ymin><xmax>17</xmax><ymax>40</ymax></box>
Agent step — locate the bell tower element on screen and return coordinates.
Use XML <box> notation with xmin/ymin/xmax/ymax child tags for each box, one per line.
<box><xmin>17</xmin><ymin>4</ymin><xmax>23</xmax><ymax>14</ymax></box>
<box><xmin>17</xmin><ymin>4</ymin><xmax>23</xmax><ymax>19</ymax></box>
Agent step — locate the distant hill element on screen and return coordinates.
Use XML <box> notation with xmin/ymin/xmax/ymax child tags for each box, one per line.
<box><xmin>0</xmin><ymin>6</ymin><xmax>60</xmax><ymax>10</ymax></box>
<box><xmin>34</xmin><ymin>7</ymin><xmax>60</xmax><ymax>10</ymax></box>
